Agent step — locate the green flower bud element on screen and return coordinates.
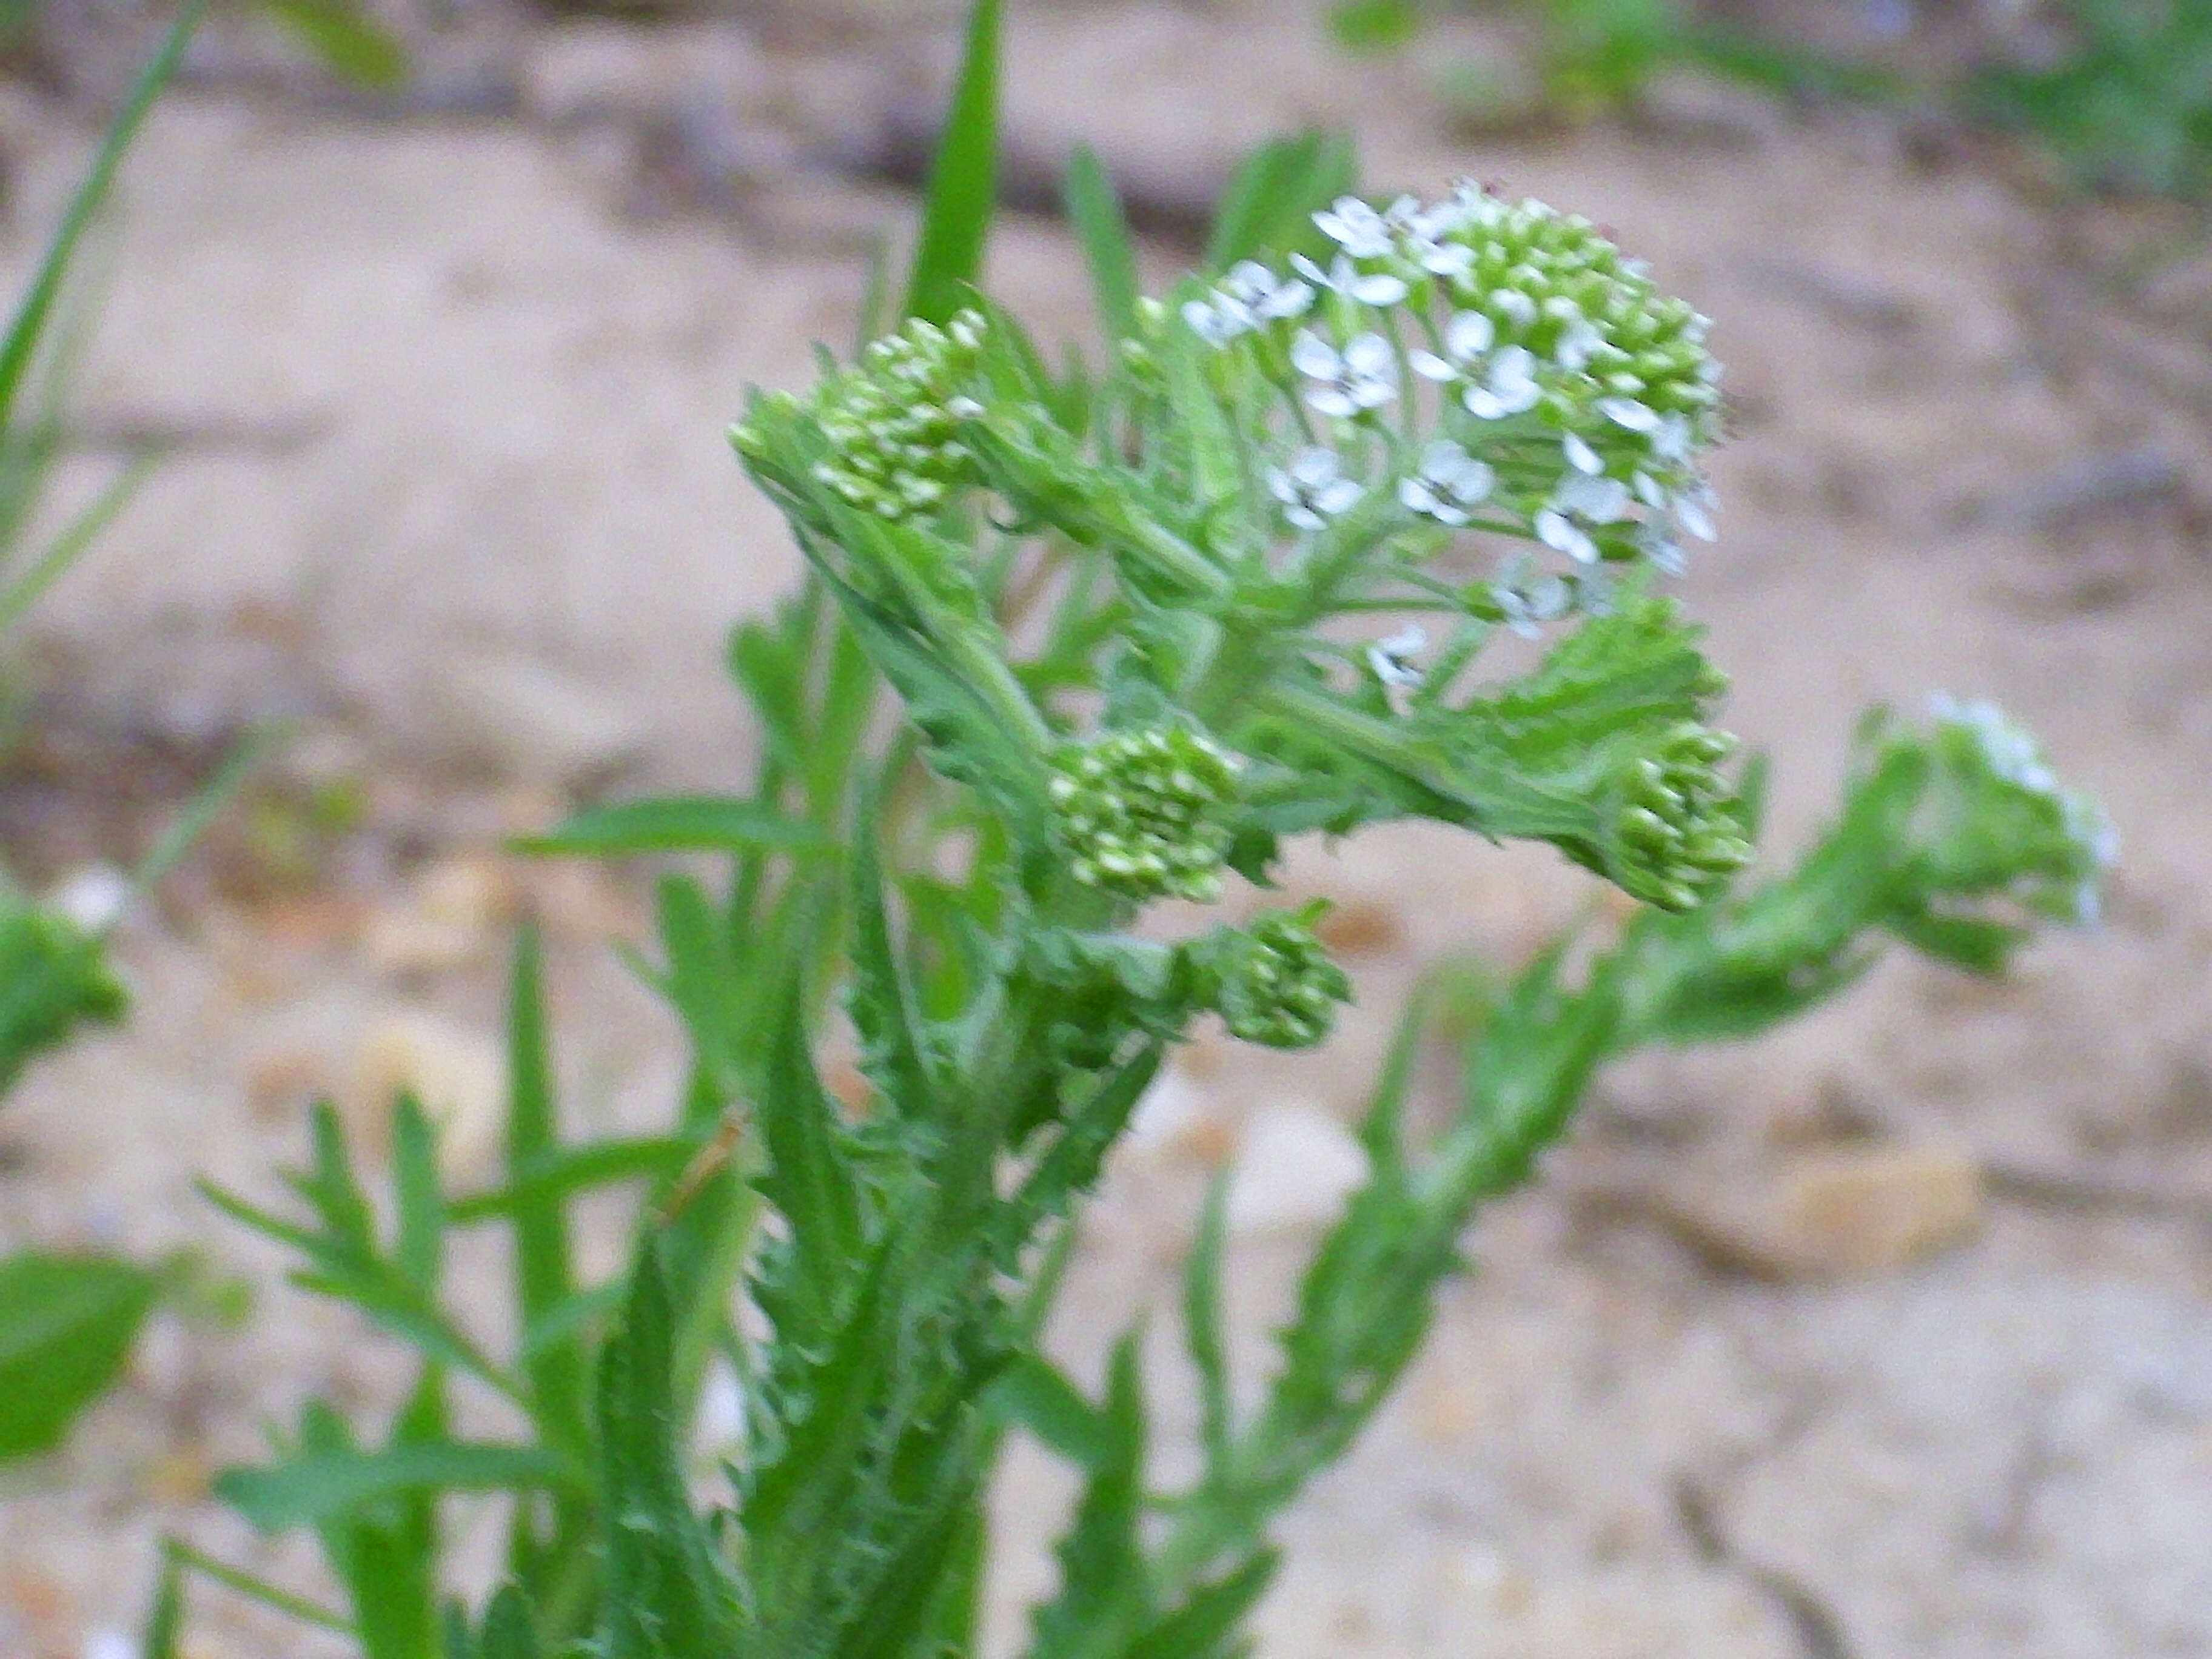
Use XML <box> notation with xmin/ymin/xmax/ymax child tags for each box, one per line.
<box><xmin>1051</xmin><ymin>725</ymin><xmax>1244</xmax><ymax>904</ymax></box>
<box><xmin>806</xmin><ymin>310</ymin><xmax>988</xmax><ymax>522</ymax></box>
<box><xmin>1610</xmin><ymin>721</ymin><xmax>1751</xmax><ymax>912</ymax></box>
<box><xmin>1213</xmin><ymin>906</ymin><xmax>1352</xmax><ymax>1050</ymax></box>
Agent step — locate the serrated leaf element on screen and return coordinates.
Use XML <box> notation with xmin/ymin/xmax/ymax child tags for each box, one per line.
<box><xmin>596</xmin><ymin>1248</ymin><xmax>748</xmax><ymax>1659</ymax></box>
<box><xmin>0</xmin><ymin>1250</ymin><xmax>158</xmax><ymax>1460</ymax></box>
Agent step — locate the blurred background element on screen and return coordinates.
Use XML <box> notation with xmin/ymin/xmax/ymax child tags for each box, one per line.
<box><xmin>0</xmin><ymin>1</ymin><xmax>2209</xmax><ymax>1655</ymax></box>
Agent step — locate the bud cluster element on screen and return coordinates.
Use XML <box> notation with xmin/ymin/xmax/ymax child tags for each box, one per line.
<box><xmin>1612</xmin><ymin>722</ymin><xmax>1752</xmax><ymax>913</ymax></box>
<box><xmin>1926</xmin><ymin>695</ymin><xmax>2118</xmax><ymax>924</ymax></box>
<box><xmin>1050</xmin><ymin>725</ymin><xmax>1245</xmax><ymax>904</ymax></box>
<box><xmin>1212</xmin><ymin>907</ymin><xmax>1353</xmax><ymax>1050</ymax></box>
<box><xmin>808</xmin><ymin>310</ymin><xmax>988</xmax><ymax>521</ymax></box>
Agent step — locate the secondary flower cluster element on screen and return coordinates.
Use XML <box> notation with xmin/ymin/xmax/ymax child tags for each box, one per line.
<box><xmin>1212</xmin><ymin>907</ymin><xmax>1353</xmax><ymax>1050</ymax></box>
<box><xmin>1612</xmin><ymin>722</ymin><xmax>1753</xmax><ymax>913</ymax></box>
<box><xmin>1050</xmin><ymin>725</ymin><xmax>1245</xmax><ymax>904</ymax></box>
<box><xmin>806</xmin><ymin>310</ymin><xmax>987</xmax><ymax>521</ymax></box>
<box><xmin>1926</xmin><ymin>695</ymin><xmax>2119</xmax><ymax>924</ymax></box>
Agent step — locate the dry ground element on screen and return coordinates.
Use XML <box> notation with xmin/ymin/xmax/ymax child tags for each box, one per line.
<box><xmin>1</xmin><ymin>4</ymin><xmax>2210</xmax><ymax>1657</ymax></box>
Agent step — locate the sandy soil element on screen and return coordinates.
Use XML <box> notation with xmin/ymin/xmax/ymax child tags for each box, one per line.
<box><xmin>2</xmin><ymin>4</ymin><xmax>2210</xmax><ymax>1657</ymax></box>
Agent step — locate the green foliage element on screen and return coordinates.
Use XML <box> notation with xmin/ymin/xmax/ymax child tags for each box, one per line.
<box><xmin>1969</xmin><ymin>0</ymin><xmax>2212</xmax><ymax>197</ymax></box>
<box><xmin>0</xmin><ymin>886</ymin><xmax>126</xmax><ymax>1096</ymax></box>
<box><xmin>169</xmin><ymin>1</ymin><xmax>2114</xmax><ymax>1655</ymax></box>
<box><xmin>0</xmin><ymin>1250</ymin><xmax>160</xmax><ymax>1460</ymax></box>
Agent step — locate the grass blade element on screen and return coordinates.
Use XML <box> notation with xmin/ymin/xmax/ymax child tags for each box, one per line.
<box><xmin>1065</xmin><ymin>144</ymin><xmax>1140</xmax><ymax>342</ymax></box>
<box><xmin>0</xmin><ymin>2</ymin><xmax>199</xmax><ymax>434</ymax></box>
<box><xmin>903</xmin><ymin>0</ymin><xmax>1003</xmax><ymax>324</ymax></box>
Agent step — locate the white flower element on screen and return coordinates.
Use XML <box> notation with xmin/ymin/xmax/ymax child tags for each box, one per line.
<box><xmin>1269</xmin><ymin>446</ymin><xmax>1364</xmax><ymax>530</ymax></box>
<box><xmin>1410</xmin><ymin>309</ymin><xmax>1495</xmax><ymax>381</ymax></box>
<box><xmin>1367</xmin><ymin>623</ymin><xmax>1428</xmax><ymax>691</ymax></box>
<box><xmin>1291</xmin><ymin>252</ymin><xmax>1409</xmax><ymax>308</ymax></box>
<box><xmin>1183</xmin><ymin>295</ymin><xmax>1255</xmax><ymax>347</ymax></box>
<box><xmin>1222</xmin><ymin>260</ymin><xmax>1316</xmax><ymax>321</ymax></box>
<box><xmin>1492</xmin><ymin>571</ymin><xmax>1574</xmax><ymax>638</ymax></box>
<box><xmin>1635</xmin><ymin>519</ymin><xmax>1686</xmax><ymax>577</ymax></box>
<box><xmin>1292</xmin><ymin>329</ymin><xmax>1398</xmax><ymax>420</ymax></box>
<box><xmin>1563</xmin><ymin>433</ymin><xmax>1603</xmax><ymax>476</ymax></box>
<box><xmin>1313</xmin><ymin>195</ymin><xmax>1403</xmax><ymax>259</ymax></box>
<box><xmin>1535</xmin><ymin>475</ymin><xmax>1634</xmax><ymax>564</ymax></box>
<box><xmin>1463</xmin><ymin>346</ymin><xmax>1542</xmax><ymax>420</ymax></box>
<box><xmin>1398</xmin><ymin>439</ymin><xmax>1495</xmax><ymax>526</ymax></box>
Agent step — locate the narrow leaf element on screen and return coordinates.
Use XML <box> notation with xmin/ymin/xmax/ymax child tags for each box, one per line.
<box><xmin>1065</xmin><ymin>144</ymin><xmax>1140</xmax><ymax>342</ymax></box>
<box><xmin>903</xmin><ymin>0</ymin><xmax>1002</xmax><ymax>324</ymax></box>
<box><xmin>515</xmin><ymin>796</ymin><xmax>826</xmax><ymax>858</ymax></box>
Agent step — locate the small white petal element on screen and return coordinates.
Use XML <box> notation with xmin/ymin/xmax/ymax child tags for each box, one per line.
<box><xmin>1601</xmin><ymin>397</ymin><xmax>1662</xmax><ymax>432</ymax></box>
<box><xmin>1445</xmin><ymin>310</ymin><xmax>1495</xmax><ymax>358</ymax></box>
<box><xmin>1410</xmin><ymin>350</ymin><xmax>1456</xmax><ymax>381</ymax></box>
<box><xmin>1316</xmin><ymin>478</ymin><xmax>1365</xmax><ymax>516</ymax></box>
<box><xmin>1352</xmin><ymin>271</ymin><xmax>1410</xmax><ymax>306</ymax></box>
<box><xmin>1291</xmin><ymin>330</ymin><xmax>1341</xmax><ymax>379</ymax></box>
<box><xmin>1535</xmin><ymin>509</ymin><xmax>1597</xmax><ymax>564</ymax></box>
<box><xmin>1564</xmin><ymin>434</ymin><xmax>1603</xmax><ymax>475</ymax></box>
<box><xmin>1493</xmin><ymin>289</ymin><xmax>1538</xmax><ymax>328</ymax></box>
<box><xmin>1308</xmin><ymin>386</ymin><xmax>1358</xmax><ymax>419</ymax></box>
<box><xmin>1344</xmin><ymin>333</ymin><xmax>1396</xmax><ymax>375</ymax></box>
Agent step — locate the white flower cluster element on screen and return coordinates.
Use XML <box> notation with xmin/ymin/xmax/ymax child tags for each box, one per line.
<box><xmin>1181</xmin><ymin>183</ymin><xmax>1728</xmax><ymax>623</ymax></box>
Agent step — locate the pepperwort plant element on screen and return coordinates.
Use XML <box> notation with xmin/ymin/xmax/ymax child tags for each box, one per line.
<box><xmin>164</xmin><ymin>9</ymin><xmax>2112</xmax><ymax>1654</ymax></box>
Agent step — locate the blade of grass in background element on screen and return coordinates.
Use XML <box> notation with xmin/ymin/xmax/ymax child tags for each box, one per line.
<box><xmin>1064</xmin><ymin>144</ymin><xmax>1140</xmax><ymax>344</ymax></box>
<box><xmin>903</xmin><ymin>0</ymin><xmax>1003</xmax><ymax>325</ymax></box>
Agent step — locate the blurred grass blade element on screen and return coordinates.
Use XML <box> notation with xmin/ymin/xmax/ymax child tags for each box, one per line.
<box><xmin>903</xmin><ymin>0</ymin><xmax>1002</xmax><ymax>325</ymax></box>
<box><xmin>129</xmin><ymin>723</ymin><xmax>278</xmax><ymax>896</ymax></box>
<box><xmin>215</xmin><ymin>1440</ymin><xmax>584</xmax><ymax>1532</ymax></box>
<box><xmin>0</xmin><ymin>2</ymin><xmax>200</xmax><ymax>435</ymax></box>
<box><xmin>160</xmin><ymin>1541</ymin><xmax>353</xmax><ymax>1636</ymax></box>
<box><xmin>0</xmin><ymin>449</ymin><xmax>153</xmax><ymax>632</ymax></box>
<box><xmin>447</xmin><ymin>1133</ymin><xmax>696</xmax><ymax>1227</ymax></box>
<box><xmin>0</xmin><ymin>1250</ymin><xmax>161</xmax><ymax>1460</ymax></box>
<box><xmin>505</xmin><ymin>924</ymin><xmax>591</xmax><ymax>1460</ymax></box>
<box><xmin>257</xmin><ymin>0</ymin><xmax>409</xmax><ymax>89</ymax></box>
<box><xmin>515</xmin><ymin>795</ymin><xmax>828</xmax><ymax>858</ymax></box>
<box><xmin>1065</xmin><ymin>144</ymin><xmax>1140</xmax><ymax>343</ymax></box>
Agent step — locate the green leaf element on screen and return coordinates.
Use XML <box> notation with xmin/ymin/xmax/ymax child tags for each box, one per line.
<box><xmin>986</xmin><ymin>1352</ymin><xmax>1110</xmax><ymax>1470</ymax></box>
<box><xmin>0</xmin><ymin>4</ymin><xmax>197</xmax><ymax>438</ymax></box>
<box><xmin>255</xmin><ymin>0</ymin><xmax>409</xmax><ymax>89</ymax></box>
<box><xmin>0</xmin><ymin>1250</ymin><xmax>159</xmax><ymax>1460</ymax></box>
<box><xmin>595</xmin><ymin>1247</ymin><xmax>748</xmax><ymax>1659</ymax></box>
<box><xmin>1026</xmin><ymin>1335</ymin><xmax>1152</xmax><ymax>1659</ymax></box>
<box><xmin>515</xmin><ymin>796</ymin><xmax>827</xmax><ymax>858</ymax></box>
<box><xmin>846</xmin><ymin>798</ymin><xmax>934</xmax><ymax>1118</ymax></box>
<box><xmin>504</xmin><ymin>926</ymin><xmax>589</xmax><ymax>1456</ymax></box>
<box><xmin>216</xmin><ymin>1439</ymin><xmax>583</xmax><ymax>1533</ymax></box>
<box><xmin>1065</xmin><ymin>144</ymin><xmax>1141</xmax><ymax>343</ymax></box>
<box><xmin>1328</xmin><ymin>0</ymin><xmax>1422</xmax><ymax>53</ymax></box>
<box><xmin>1182</xmin><ymin>1175</ymin><xmax>1233</xmax><ymax>1475</ymax></box>
<box><xmin>756</xmin><ymin>985</ymin><xmax>866</xmax><ymax>1335</ymax></box>
<box><xmin>904</xmin><ymin>0</ymin><xmax>1003</xmax><ymax>325</ymax></box>
<box><xmin>1204</xmin><ymin>130</ymin><xmax>1357</xmax><ymax>269</ymax></box>
<box><xmin>0</xmin><ymin>894</ymin><xmax>127</xmax><ymax>1096</ymax></box>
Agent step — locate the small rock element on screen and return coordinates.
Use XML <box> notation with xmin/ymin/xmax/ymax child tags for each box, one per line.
<box><xmin>1658</xmin><ymin>1143</ymin><xmax>1985</xmax><ymax>1279</ymax></box>
<box><xmin>363</xmin><ymin>856</ymin><xmax>516</xmax><ymax>977</ymax></box>
<box><xmin>429</xmin><ymin>653</ymin><xmax>642</xmax><ymax>792</ymax></box>
<box><xmin>1225</xmin><ymin>1100</ymin><xmax>1370</xmax><ymax>1237</ymax></box>
<box><xmin>351</xmin><ymin>1011</ymin><xmax>507</xmax><ymax>1182</ymax></box>
<box><xmin>1313</xmin><ymin>897</ymin><xmax>1403</xmax><ymax>957</ymax></box>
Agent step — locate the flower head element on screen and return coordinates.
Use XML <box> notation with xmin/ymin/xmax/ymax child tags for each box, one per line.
<box><xmin>1398</xmin><ymin>439</ymin><xmax>1495</xmax><ymax>526</ymax></box>
<box><xmin>1052</xmin><ymin>725</ymin><xmax>1245</xmax><ymax>905</ymax></box>
<box><xmin>1292</xmin><ymin>329</ymin><xmax>1399</xmax><ymax>420</ymax></box>
<box><xmin>1211</xmin><ymin>907</ymin><xmax>1353</xmax><ymax>1049</ymax></box>
<box><xmin>1269</xmin><ymin>447</ymin><xmax>1365</xmax><ymax>531</ymax></box>
<box><xmin>1609</xmin><ymin>722</ymin><xmax>1751</xmax><ymax>912</ymax></box>
<box><xmin>805</xmin><ymin>310</ymin><xmax>988</xmax><ymax>521</ymax></box>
